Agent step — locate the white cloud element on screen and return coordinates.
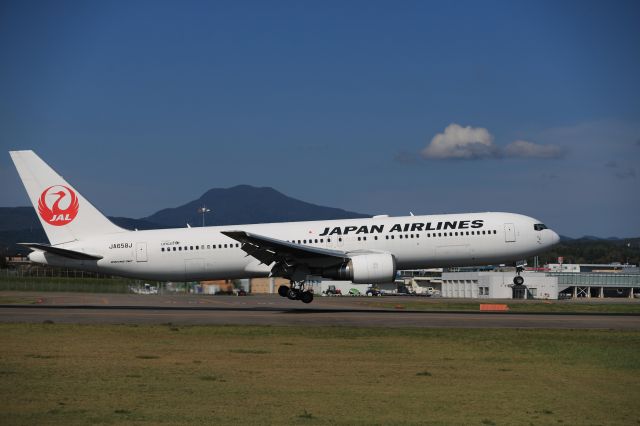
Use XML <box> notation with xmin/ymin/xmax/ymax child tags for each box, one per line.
<box><xmin>421</xmin><ymin>124</ymin><xmax>497</xmax><ymax>159</ymax></box>
<box><xmin>421</xmin><ymin>123</ymin><xmax>564</xmax><ymax>160</ymax></box>
<box><xmin>503</xmin><ymin>140</ymin><xmax>564</xmax><ymax>158</ymax></box>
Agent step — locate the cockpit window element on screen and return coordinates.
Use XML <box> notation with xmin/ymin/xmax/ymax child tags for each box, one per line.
<box><xmin>534</xmin><ymin>223</ymin><xmax>547</xmax><ymax>231</ymax></box>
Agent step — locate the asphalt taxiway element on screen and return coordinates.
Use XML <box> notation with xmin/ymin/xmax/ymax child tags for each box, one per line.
<box><xmin>1</xmin><ymin>292</ymin><xmax>639</xmax><ymax>329</ymax></box>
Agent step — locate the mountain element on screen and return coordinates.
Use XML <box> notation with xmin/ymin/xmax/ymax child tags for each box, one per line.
<box><xmin>0</xmin><ymin>185</ymin><xmax>368</xmax><ymax>254</ymax></box>
<box><xmin>144</xmin><ymin>185</ymin><xmax>368</xmax><ymax>227</ymax></box>
<box><xmin>109</xmin><ymin>217</ymin><xmax>165</xmax><ymax>231</ymax></box>
<box><xmin>0</xmin><ymin>207</ymin><xmax>40</xmax><ymax>232</ymax></box>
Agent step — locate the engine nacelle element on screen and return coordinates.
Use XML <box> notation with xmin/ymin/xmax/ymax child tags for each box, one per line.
<box><xmin>323</xmin><ymin>253</ymin><xmax>396</xmax><ymax>283</ymax></box>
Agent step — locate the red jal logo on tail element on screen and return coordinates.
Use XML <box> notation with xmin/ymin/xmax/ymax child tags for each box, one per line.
<box><xmin>38</xmin><ymin>185</ymin><xmax>79</xmax><ymax>226</ymax></box>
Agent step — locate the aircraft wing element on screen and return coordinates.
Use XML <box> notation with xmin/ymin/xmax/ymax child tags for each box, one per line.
<box><xmin>221</xmin><ymin>230</ymin><xmax>349</xmax><ymax>267</ymax></box>
<box><xmin>19</xmin><ymin>243</ymin><xmax>103</xmax><ymax>260</ymax></box>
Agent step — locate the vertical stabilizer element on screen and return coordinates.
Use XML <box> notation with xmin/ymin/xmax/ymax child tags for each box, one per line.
<box><xmin>10</xmin><ymin>150</ymin><xmax>126</xmax><ymax>245</ymax></box>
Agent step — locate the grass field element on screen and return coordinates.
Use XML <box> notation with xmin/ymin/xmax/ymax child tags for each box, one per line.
<box><xmin>355</xmin><ymin>299</ymin><xmax>640</xmax><ymax>314</ymax></box>
<box><xmin>1</xmin><ymin>324</ymin><xmax>639</xmax><ymax>425</ymax></box>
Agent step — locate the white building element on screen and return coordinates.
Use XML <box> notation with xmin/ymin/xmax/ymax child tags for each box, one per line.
<box><xmin>441</xmin><ymin>271</ymin><xmax>558</xmax><ymax>299</ymax></box>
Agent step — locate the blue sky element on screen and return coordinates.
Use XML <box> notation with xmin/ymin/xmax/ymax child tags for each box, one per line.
<box><xmin>1</xmin><ymin>0</ymin><xmax>639</xmax><ymax>237</ymax></box>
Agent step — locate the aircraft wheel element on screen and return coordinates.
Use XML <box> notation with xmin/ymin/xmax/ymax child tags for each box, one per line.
<box><xmin>287</xmin><ymin>288</ymin><xmax>299</xmax><ymax>300</ymax></box>
<box><xmin>300</xmin><ymin>291</ymin><xmax>314</xmax><ymax>304</ymax></box>
<box><xmin>513</xmin><ymin>276</ymin><xmax>524</xmax><ymax>286</ymax></box>
<box><xmin>278</xmin><ymin>285</ymin><xmax>289</xmax><ymax>297</ymax></box>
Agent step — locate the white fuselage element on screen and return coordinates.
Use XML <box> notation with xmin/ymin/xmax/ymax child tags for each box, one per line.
<box><xmin>30</xmin><ymin>212</ymin><xmax>560</xmax><ymax>282</ymax></box>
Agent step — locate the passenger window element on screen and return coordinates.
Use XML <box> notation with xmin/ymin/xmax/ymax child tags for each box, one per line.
<box><xmin>224</xmin><ymin>244</ymin><xmax>228</xmax><ymax>248</ymax></box>
<box><xmin>179</xmin><ymin>247</ymin><xmax>182</xmax><ymax>251</ymax></box>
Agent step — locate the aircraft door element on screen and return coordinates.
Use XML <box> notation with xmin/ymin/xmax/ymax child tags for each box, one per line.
<box><xmin>136</xmin><ymin>242</ymin><xmax>148</xmax><ymax>262</ymax></box>
<box><xmin>504</xmin><ymin>223</ymin><xmax>516</xmax><ymax>242</ymax></box>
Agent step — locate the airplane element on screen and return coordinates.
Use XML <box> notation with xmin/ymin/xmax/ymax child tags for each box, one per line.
<box><xmin>10</xmin><ymin>150</ymin><xmax>560</xmax><ymax>303</ymax></box>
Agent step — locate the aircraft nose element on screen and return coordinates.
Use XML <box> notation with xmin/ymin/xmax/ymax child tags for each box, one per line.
<box><xmin>550</xmin><ymin>230</ymin><xmax>560</xmax><ymax>246</ymax></box>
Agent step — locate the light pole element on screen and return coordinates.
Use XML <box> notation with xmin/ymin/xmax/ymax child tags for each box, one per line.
<box><xmin>198</xmin><ymin>206</ymin><xmax>211</xmax><ymax>227</ymax></box>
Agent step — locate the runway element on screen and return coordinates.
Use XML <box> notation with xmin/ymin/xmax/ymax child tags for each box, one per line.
<box><xmin>1</xmin><ymin>292</ymin><xmax>639</xmax><ymax>329</ymax></box>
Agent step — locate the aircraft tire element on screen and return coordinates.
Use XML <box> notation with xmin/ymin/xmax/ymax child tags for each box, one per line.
<box><xmin>513</xmin><ymin>276</ymin><xmax>524</xmax><ymax>286</ymax></box>
<box><xmin>278</xmin><ymin>285</ymin><xmax>289</xmax><ymax>297</ymax></box>
<box><xmin>287</xmin><ymin>288</ymin><xmax>299</xmax><ymax>300</ymax></box>
<box><xmin>300</xmin><ymin>291</ymin><xmax>314</xmax><ymax>304</ymax></box>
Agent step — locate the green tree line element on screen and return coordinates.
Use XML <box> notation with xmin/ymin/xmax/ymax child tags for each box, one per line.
<box><xmin>531</xmin><ymin>238</ymin><xmax>640</xmax><ymax>266</ymax></box>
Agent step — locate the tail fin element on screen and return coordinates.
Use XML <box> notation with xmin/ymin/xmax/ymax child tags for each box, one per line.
<box><xmin>10</xmin><ymin>150</ymin><xmax>126</xmax><ymax>245</ymax></box>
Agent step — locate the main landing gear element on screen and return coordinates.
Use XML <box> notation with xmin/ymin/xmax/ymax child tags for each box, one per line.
<box><xmin>278</xmin><ymin>281</ymin><xmax>314</xmax><ymax>304</ymax></box>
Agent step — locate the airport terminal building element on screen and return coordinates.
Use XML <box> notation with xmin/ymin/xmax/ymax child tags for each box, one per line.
<box><xmin>437</xmin><ymin>264</ymin><xmax>640</xmax><ymax>300</ymax></box>
<box><xmin>440</xmin><ymin>271</ymin><xmax>558</xmax><ymax>299</ymax></box>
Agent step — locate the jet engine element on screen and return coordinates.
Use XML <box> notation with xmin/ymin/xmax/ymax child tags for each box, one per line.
<box><xmin>323</xmin><ymin>253</ymin><xmax>396</xmax><ymax>283</ymax></box>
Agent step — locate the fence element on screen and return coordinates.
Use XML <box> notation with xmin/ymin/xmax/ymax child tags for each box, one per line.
<box><xmin>0</xmin><ymin>268</ymin><xmax>135</xmax><ymax>293</ymax></box>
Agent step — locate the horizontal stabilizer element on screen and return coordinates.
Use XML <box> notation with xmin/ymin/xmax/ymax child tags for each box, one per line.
<box><xmin>19</xmin><ymin>243</ymin><xmax>103</xmax><ymax>260</ymax></box>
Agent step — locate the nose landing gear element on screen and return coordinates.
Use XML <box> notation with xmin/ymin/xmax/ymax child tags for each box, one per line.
<box><xmin>513</xmin><ymin>275</ymin><xmax>525</xmax><ymax>286</ymax></box>
<box><xmin>511</xmin><ymin>264</ymin><xmax>527</xmax><ymax>298</ymax></box>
